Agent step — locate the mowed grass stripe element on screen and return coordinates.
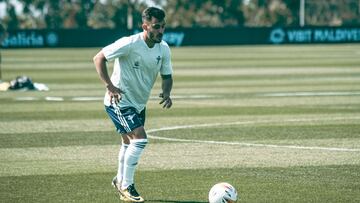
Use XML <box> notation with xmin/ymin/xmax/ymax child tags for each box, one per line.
<box><xmin>172</xmin><ymin>59</ymin><xmax>360</xmax><ymax>68</ymax></box>
<box><xmin>155</xmin><ymin>124</ymin><xmax>360</xmax><ymax>142</ymax></box>
<box><xmin>4</xmin><ymin>71</ymin><xmax>360</xmax><ymax>85</ymax></box>
<box><xmin>1</xmin><ymin>143</ymin><xmax>359</xmax><ymax>177</ymax></box>
<box><xmin>1</xmin><ymin>119</ymin><xmax>360</xmax><ymax>148</ymax></box>
<box><xmin>1</xmin><ymin>165</ymin><xmax>360</xmax><ymax>202</ymax></box>
<box><xmin>5</xmin><ymin>57</ymin><xmax>360</xmax><ymax>69</ymax></box>
<box><xmin>1</xmin><ymin>88</ymin><xmax>359</xmax><ymax>102</ymax></box>
<box><xmin>169</xmin><ymin>97</ymin><xmax>360</xmax><ymax>108</ymax></box>
<box><xmin>175</xmin><ymin>67</ymin><xmax>360</xmax><ymax>75</ymax></box>
<box><xmin>7</xmin><ymin>66</ymin><xmax>360</xmax><ymax>75</ymax></box>
<box><xmin>1</xmin><ymin>114</ymin><xmax>360</xmax><ymax>134</ymax></box>
<box><xmin>171</xmin><ymin>80</ymin><xmax>360</xmax><ymax>88</ymax></box>
<box><xmin>1</xmin><ymin>95</ymin><xmax>360</xmax><ymax>114</ymax></box>
<box><xmin>5</xmin><ymin>62</ymin><xmax>93</xmax><ymax>70</ymax></box>
<box><xmin>5</xmin><ymin>67</ymin><xmax>360</xmax><ymax>78</ymax></box>
<box><xmin>0</xmin><ymin>131</ymin><xmax>119</xmax><ymax>148</ymax></box>
<box><xmin>8</xmin><ymin>79</ymin><xmax>353</xmax><ymax>90</ymax></box>
<box><xmin>1</xmin><ymin>105</ymin><xmax>360</xmax><ymax>121</ymax></box>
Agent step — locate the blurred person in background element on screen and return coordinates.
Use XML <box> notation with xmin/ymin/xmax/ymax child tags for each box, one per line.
<box><xmin>93</xmin><ymin>7</ymin><xmax>173</xmax><ymax>202</ymax></box>
<box><xmin>0</xmin><ymin>23</ymin><xmax>8</xmax><ymax>81</ymax></box>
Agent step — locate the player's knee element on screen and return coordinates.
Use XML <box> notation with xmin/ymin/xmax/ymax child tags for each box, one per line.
<box><xmin>122</xmin><ymin>135</ymin><xmax>130</xmax><ymax>144</ymax></box>
<box><xmin>130</xmin><ymin>126</ymin><xmax>147</xmax><ymax>139</ymax></box>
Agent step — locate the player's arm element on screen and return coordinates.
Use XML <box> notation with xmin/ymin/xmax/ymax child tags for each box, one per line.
<box><xmin>159</xmin><ymin>74</ymin><xmax>173</xmax><ymax>109</ymax></box>
<box><xmin>93</xmin><ymin>50</ymin><xmax>123</xmax><ymax>104</ymax></box>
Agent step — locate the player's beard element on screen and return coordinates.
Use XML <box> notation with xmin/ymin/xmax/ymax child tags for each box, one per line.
<box><xmin>149</xmin><ymin>32</ymin><xmax>162</xmax><ymax>43</ymax></box>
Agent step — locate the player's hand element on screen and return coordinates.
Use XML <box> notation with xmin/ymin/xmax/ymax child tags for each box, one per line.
<box><xmin>107</xmin><ymin>84</ymin><xmax>124</xmax><ymax>104</ymax></box>
<box><xmin>159</xmin><ymin>93</ymin><xmax>172</xmax><ymax>109</ymax></box>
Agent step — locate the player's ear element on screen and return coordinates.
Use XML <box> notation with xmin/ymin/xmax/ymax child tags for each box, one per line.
<box><xmin>142</xmin><ymin>23</ymin><xmax>148</xmax><ymax>31</ymax></box>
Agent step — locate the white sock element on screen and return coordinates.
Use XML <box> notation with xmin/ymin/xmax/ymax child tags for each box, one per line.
<box><xmin>121</xmin><ymin>139</ymin><xmax>148</xmax><ymax>189</ymax></box>
<box><xmin>116</xmin><ymin>143</ymin><xmax>129</xmax><ymax>183</ymax></box>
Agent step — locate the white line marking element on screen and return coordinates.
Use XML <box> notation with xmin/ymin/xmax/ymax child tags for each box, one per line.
<box><xmin>14</xmin><ymin>91</ymin><xmax>359</xmax><ymax>101</ymax></box>
<box><xmin>71</xmin><ymin>97</ymin><xmax>103</xmax><ymax>101</ymax></box>
<box><xmin>147</xmin><ymin>117</ymin><xmax>360</xmax><ymax>152</ymax></box>
<box><xmin>14</xmin><ymin>97</ymin><xmax>39</xmax><ymax>101</ymax></box>
<box><xmin>45</xmin><ymin>97</ymin><xmax>64</xmax><ymax>101</ymax></box>
<box><xmin>150</xmin><ymin>95</ymin><xmax>217</xmax><ymax>99</ymax></box>
<box><xmin>260</xmin><ymin>91</ymin><xmax>360</xmax><ymax>97</ymax></box>
<box><xmin>14</xmin><ymin>95</ymin><xmax>215</xmax><ymax>102</ymax></box>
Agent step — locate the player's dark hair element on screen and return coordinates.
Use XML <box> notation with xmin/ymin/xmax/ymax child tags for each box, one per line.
<box><xmin>142</xmin><ymin>7</ymin><xmax>165</xmax><ymax>23</ymax></box>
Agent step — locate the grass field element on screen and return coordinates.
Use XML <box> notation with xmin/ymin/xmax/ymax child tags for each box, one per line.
<box><xmin>0</xmin><ymin>44</ymin><xmax>360</xmax><ymax>203</ymax></box>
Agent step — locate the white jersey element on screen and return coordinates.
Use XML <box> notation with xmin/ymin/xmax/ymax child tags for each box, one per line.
<box><xmin>102</xmin><ymin>32</ymin><xmax>173</xmax><ymax>113</ymax></box>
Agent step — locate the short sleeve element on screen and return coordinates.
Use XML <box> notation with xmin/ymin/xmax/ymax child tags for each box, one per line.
<box><xmin>102</xmin><ymin>37</ymin><xmax>131</xmax><ymax>61</ymax></box>
<box><xmin>160</xmin><ymin>44</ymin><xmax>173</xmax><ymax>75</ymax></box>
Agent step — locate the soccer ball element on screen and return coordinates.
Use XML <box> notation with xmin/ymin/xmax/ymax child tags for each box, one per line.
<box><xmin>208</xmin><ymin>182</ymin><xmax>238</xmax><ymax>203</ymax></box>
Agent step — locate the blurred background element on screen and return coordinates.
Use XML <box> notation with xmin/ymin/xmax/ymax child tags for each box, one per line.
<box><xmin>0</xmin><ymin>0</ymin><xmax>359</xmax><ymax>30</ymax></box>
<box><xmin>1</xmin><ymin>0</ymin><xmax>359</xmax><ymax>48</ymax></box>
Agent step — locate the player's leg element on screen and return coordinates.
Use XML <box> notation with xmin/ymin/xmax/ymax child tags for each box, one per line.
<box><xmin>105</xmin><ymin>105</ymin><xmax>131</xmax><ymax>182</ymax></box>
<box><xmin>105</xmin><ymin>105</ymin><xmax>131</xmax><ymax>201</ymax></box>
<box><xmin>116</xmin><ymin>136</ymin><xmax>129</xmax><ymax>184</ymax></box>
<box><xmin>120</xmin><ymin>139</ymin><xmax>147</xmax><ymax>201</ymax></box>
<box><xmin>107</xmin><ymin>106</ymin><xmax>147</xmax><ymax>202</ymax></box>
<box><xmin>120</xmin><ymin>109</ymin><xmax>147</xmax><ymax>202</ymax></box>
<box><xmin>122</xmin><ymin>126</ymin><xmax>147</xmax><ymax>188</ymax></box>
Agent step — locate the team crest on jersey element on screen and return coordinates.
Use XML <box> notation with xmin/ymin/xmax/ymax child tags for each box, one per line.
<box><xmin>133</xmin><ymin>61</ymin><xmax>140</xmax><ymax>69</ymax></box>
<box><xmin>156</xmin><ymin>56</ymin><xmax>161</xmax><ymax>64</ymax></box>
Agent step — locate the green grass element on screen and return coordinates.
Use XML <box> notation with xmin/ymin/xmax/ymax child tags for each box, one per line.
<box><xmin>0</xmin><ymin>45</ymin><xmax>360</xmax><ymax>202</ymax></box>
<box><xmin>1</xmin><ymin>166</ymin><xmax>359</xmax><ymax>203</ymax></box>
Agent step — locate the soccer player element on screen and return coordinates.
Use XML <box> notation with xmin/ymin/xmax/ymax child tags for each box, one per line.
<box><xmin>93</xmin><ymin>7</ymin><xmax>173</xmax><ymax>202</ymax></box>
